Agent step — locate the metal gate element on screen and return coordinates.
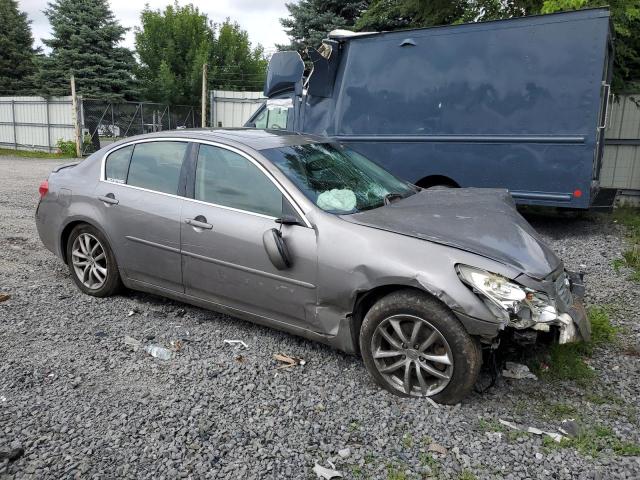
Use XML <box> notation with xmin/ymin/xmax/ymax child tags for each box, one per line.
<box><xmin>81</xmin><ymin>99</ymin><xmax>201</xmax><ymax>155</ymax></box>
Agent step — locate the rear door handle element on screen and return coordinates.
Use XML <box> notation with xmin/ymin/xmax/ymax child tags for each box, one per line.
<box><xmin>98</xmin><ymin>194</ymin><xmax>119</xmax><ymax>205</ymax></box>
<box><xmin>185</xmin><ymin>217</ymin><xmax>213</xmax><ymax>230</ymax></box>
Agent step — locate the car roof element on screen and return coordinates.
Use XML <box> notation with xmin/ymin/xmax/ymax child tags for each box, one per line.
<box><xmin>114</xmin><ymin>128</ymin><xmax>327</xmax><ymax>151</ymax></box>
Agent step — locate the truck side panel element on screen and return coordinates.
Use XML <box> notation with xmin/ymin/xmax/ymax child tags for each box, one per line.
<box><xmin>301</xmin><ymin>10</ymin><xmax>611</xmax><ymax>208</ymax></box>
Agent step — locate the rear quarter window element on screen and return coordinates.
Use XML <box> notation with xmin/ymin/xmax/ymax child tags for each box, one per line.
<box><xmin>104</xmin><ymin>145</ymin><xmax>133</xmax><ymax>183</ymax></box>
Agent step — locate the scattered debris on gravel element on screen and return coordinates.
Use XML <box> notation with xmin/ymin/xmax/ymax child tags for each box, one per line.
<box><xmin>1</xmin><ymin>156</ymin><xmax>639</xmax><ymax>479</ymax></box>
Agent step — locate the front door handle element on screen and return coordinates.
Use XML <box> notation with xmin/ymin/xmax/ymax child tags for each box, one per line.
<box><xmin>98</xmin><ymin>194</ymin><xmax>119</xmax><ymax>205</ymax></box>
<box><xmin>185</xmin><ymin>216</ymin><xmax>213</xmax><ymax>230</ymax></box>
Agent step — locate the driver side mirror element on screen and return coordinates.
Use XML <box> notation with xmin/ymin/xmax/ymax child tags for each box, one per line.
<box><xmin>262</xmin><ymin>228</ymin><xmax>293</xmax><ymax>270</ymax></box>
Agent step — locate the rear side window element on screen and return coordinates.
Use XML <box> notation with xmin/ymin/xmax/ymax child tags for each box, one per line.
<box><xmin>105</xmin><ymin>145</ymin><xmax>133</xmax><ymax>183</ymax></box>
<box><xmin>195</xmin><ymin>144</ymin><xmax>283</xmax><ymax>217</ymax></box>
<box><xmin>127</xmin><ymin>141</ymin><xmax>187</xmax><ymax>195</ymax></box>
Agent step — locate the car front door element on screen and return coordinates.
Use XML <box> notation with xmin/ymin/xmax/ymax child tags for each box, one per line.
<box><xmin>94</xmin><ymin>140</ymin><xmax>189</xmax><ymax>293</ymax></box>
<box><xmin>180</xmin><ymin>142</ymin><xmax>318</xmax><ymax>331</ymax></box>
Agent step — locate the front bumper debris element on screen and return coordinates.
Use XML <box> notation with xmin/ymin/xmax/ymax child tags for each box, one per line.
<box><xmin>558</xmin><ymin>272</ymin><xmax>590</xmax><ymax>343</ymax></box>
<box><xmin>509</xmin><ymin>269</ymin><xmax>589</xmax><ymax>344</ymax></box>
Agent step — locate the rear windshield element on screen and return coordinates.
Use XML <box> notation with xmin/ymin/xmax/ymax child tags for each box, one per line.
<box><xmin>261</xmin><ymin>143</ymin><xmax>416</xmax><ymax>213</ymax></box>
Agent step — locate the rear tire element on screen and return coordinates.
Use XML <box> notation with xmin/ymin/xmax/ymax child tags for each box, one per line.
<box><xmin>360</xmin><ymin>289</ymin><xmax>481</xmax><ymax>404</ymax></box>
<box><xmin>66</xmin><ymin>224</ymin><xmax>122</xmax><ymax>297</ymax></box>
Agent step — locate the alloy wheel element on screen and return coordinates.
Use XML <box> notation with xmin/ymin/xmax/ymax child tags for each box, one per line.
<box><xmin>371</xmin><ymin>314</ymin><xmax>454</xmax><ymax>396</ymax></box>
<box><xmin>71</xmin><ymin>233</ymin><xmax>108</xmax><ymax>290</ymax></box>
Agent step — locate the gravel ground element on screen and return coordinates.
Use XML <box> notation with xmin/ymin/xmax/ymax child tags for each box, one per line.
<box><xmin>0</xmin><ymin>155</ymin><xmax>638</xmax><ymax>480</ymax></box>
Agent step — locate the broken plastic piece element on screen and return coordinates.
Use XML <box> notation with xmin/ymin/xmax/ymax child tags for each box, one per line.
<box><xmin>224</xmin><ymin>339</ymin><xmax>248</xmax><ymax>349</ymax></box>
<box><xmin>502</xmin><ymin>361</ymin><xmax>538</xmax><ymax>380</ymax></box>
<box><xmin>124</xmin><ymin>335</ymin><xmax>142</xmax><ymax>351</ymax></box>
<box><xmin>144</xmin><ymin>344</ymin><xmax>172</xmax><ymax>360</ymax></box>
<box><xmin>316</xmin><ymin>189</ymin><xmax>356</xmax><ymax>212</ymax></box>
<box><xmin>498</xmin><ymin>419</ymin><xmax>564</xmax><ymax>443</ymax></box>
<box><xmin>273</xmin><ymin>353</ymin><xmax>306</xmax><ymax>369</ymax></box>
<box><xmin>312</xmin><ymin>463</ymin><xmax>343</xmax><ymax>479</ymax></box>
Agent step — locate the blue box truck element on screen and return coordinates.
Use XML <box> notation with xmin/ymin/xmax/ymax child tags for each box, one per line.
<box><xmin>247</xmin><ymin>8</ymin><xmax>614</xmax><ymax>209</ymax></box>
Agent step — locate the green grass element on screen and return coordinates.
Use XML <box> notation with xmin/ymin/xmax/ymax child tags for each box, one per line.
<box><xmin>386</xmin><ymin>463</ymin><xmax>408</xmax><ymax>480</ymax></box>
<box><xmin>419</xmin><ymin>453</ymin><xmax>441</xmax><ymax>478</ymax></box>
<box><xmin>459</xmin><ymin>471</ymin><xmax>478</xmax><ymax>480</ymax></box>
<box><xmin>534</xmin><ymin>306</ymin><xmax>618</xmax><ymax>385</ymax></box>
<box><xmin>543</xmin><ymin>424</ymin><xmax>640</xmax><ymax>457</ymax></box>
<box><xmin>612</xmin><ymin>207</ymin><xmax>640</xmax><ymax>282</ymax></box>
<box><xmin>0</xmin><ymin>147</ymin><xmax>75</xmax><ymax>159</ymax></box>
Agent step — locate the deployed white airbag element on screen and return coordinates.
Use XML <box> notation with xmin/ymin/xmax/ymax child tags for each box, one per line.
<box><xmin>316</xmin><ymin>189</ymin><xmax>357</xmax><ymax>212</ymax></box>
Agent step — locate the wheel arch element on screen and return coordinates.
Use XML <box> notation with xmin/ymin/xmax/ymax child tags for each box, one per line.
<box><xmin>60</xmin><ymin>218</ymin><xmax>112</xmax><ymax>264</ymax></box>
<box><xmin>350</xmin><ymin>284</ymin><xmax>453</xmax><ymax>355</ymax></box>
<box><xmin>415</xmin><ymin>175</ymin><xmax>460</xmax><ymax>189</ymax></box>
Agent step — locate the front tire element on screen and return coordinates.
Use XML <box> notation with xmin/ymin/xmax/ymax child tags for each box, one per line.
<box><xmin>360</xmin><ymin>289</ymin><xmax>481</xmax><ymax>404</ymax></box>
<box><xmin>66</xmin><ymin>224</ymin><xmax>122</xmax><ymax>297</ymax></box>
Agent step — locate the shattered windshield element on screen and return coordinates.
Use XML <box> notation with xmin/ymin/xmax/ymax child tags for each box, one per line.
<box><xmin>261</xmin><ymin>143</ymin><xmax>417</xmax><ymax>213</ymax></box>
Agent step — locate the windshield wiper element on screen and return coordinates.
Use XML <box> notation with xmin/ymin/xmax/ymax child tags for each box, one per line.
<box><xmin>383</xmin><ymin>193</ymin><xmax>404</xmax><ymax>205</ymax></box>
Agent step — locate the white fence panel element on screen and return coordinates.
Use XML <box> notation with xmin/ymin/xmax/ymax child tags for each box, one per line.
<box><xmin>602</xmin><ymin>94</ymin><xmax>640</xmax><ymax>192</ymax></box>
<box><xmin>210</xmin><ymin>90</ymin><xmax>264</xmax><ymax>128</ymax></box>
<box><xmin>0</xmin><ymin>96</ymin><xmax>75</xmax><ymax>152</ymax></box>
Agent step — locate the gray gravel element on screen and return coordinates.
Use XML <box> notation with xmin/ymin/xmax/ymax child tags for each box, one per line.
<box><xmin>1</xmin><ymin>155</ymin><xmax>639</xmax><ymax>479</ymax></box>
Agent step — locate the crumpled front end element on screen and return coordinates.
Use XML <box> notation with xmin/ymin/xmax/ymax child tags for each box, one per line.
<box><xmin>508</xmin><ymin>270</ymin><xmax>590</xmax><ymax>345</ymax></box>
<box><xmin>457</xmin><ymin>265</ymin><xmax>590</xmax><ymax>345</ymax></box>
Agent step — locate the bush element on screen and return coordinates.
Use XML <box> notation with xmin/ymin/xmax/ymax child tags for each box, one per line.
<box><xmin>56</xmin><ymin>139</ymin><xmax>77</xmax><ymax>157</ymax></box>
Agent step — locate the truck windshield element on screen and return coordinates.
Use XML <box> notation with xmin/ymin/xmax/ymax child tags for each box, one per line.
<box><xmin>261</xmin><ymin>143</ymin><xmax>417</xmax><ymax>214</ymax></box>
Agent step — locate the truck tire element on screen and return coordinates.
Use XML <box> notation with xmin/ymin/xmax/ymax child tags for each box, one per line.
<box><xmin>360</xmin><ymin>289</ymin><xmax>481</xmax><ymax>404</ymax></box>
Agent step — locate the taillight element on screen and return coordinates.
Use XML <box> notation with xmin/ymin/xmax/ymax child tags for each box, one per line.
<box><xmin>38</xmin><ymin>180</ymin><xmax>49</xmax><ymax>198</ymax></box>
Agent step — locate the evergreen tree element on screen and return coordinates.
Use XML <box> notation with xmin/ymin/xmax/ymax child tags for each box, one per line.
<box><xmin>279</xmin><ymin>0</ymin><xmax>370</xmax><ymax>52</ymax></box>
<box><xmin>0</xmin><ymin>0</ymin><xmax>38</xmax><ymax>95</ymax></box>
<box><xmin>38</xmin><ymin>0</ymin><xmax>138</xmax><ymax>100</ymax></box>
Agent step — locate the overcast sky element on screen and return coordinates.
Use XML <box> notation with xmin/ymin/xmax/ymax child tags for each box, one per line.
<box><xmin>18</xmin><ymin>0</ymin><xmax>291</xmax><ymax>55</ymax></box>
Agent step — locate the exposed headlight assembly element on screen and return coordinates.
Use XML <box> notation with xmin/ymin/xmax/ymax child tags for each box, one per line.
<box><xmin>456</xmin><ymin>264</ymin><xmax>559</xmax><ymax>328</ymax></box>
<box><xmin>456</xmin><ymin>265</ymin><xmax>526</xmax><ymax>321</ymax></box>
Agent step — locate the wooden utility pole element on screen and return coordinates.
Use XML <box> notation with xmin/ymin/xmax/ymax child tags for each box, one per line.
<box><xmin>201</xmin><ymin>63</ymin><xmax>207</xmax><ymax>128</ymax></box>
<box><xmin>70</xmin><ymin>75</ymin><xmax>82</xmax><ymax>157</ymax></box>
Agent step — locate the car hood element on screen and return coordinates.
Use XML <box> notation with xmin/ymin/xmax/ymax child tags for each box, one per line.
<box><xmin>341</xmin><ymin>188</ymin><xmax>561</xmax><ymax>279</ymax></box>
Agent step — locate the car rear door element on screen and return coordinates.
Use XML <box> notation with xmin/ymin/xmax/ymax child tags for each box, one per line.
<box><xmin>94</xmin><ymin>139</ymin><xmax>189</xmax><ymax>292</ymax></box>
<box><xmin>180</xmin><ymin>142</ymin><xmax>319</xmax><ymax>331</ymax></box>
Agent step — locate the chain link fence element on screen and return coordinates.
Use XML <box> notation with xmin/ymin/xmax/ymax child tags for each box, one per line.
<box><xmin>81</xmin><ymin>99</ymin><xmax>201</xmax><ymax>155</ymax></box>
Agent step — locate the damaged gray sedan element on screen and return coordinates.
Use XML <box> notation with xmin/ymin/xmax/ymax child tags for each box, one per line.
<box><xmin>36</xmin><ymin>129</ymin><xmax>589</xmax><ymax>403</ymax></box>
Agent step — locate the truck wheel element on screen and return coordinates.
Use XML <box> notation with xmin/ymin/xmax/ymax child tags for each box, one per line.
<box><xmin>426</xmin><ymin>185</ymin><xmax>453</xmax><ymax>190</ymax></box>
<box><xmin>360</xmin><ymin>289</ymin><xmax>481</xmax><ymax>404</ymax></box>
<box><xmin>66</xmin><ymin>224</ymin><xmax>122</xmax><ymax>297</ymax></box>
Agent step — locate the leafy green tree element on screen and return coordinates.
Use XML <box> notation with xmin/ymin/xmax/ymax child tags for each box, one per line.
<box><xmin>135</xmin><ymin>2</ymin><xmax>212</xmax><ymax>105</ymax></box>
<box><xmin>211</xmin><ymin>20</ymin><xmax>268</xmax><ymax>91</ymax></box>
<box><xmin>135</xmin><ymin>4</ymin><xmax>267</xmax><ymax>103</ymax></box>
<box><xmin>542</xmin><ymin>0</ymin><xmax>640</xmax><ymax>91</ymax></box>
<box><xmin>38</xmin><ymin>0</ymin><xmax>138</xmax><ymax>100</ymax></box>
<box><xmin>0</xmin><ymin>0</ymin><xmax>39</xmax><ymax>95</ymax></box>
<box><xmin>279</xmin><ymin>0</ymin><xmax>370</xmax><ymax>52</ymax></box>
<box><xmin>356</xmin><ymin>0</ymin><xmax>465</xmax><ymax>31</ymax></box>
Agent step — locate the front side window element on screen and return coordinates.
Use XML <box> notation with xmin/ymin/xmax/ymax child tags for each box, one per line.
<box><xmin>195</xmin><ymin>144</ymin><xmax>283</xmax><ymax>217</ymax></box>
<box><xmin>261</xmin><ymin>143</ymin><xmax>416</xmax><ymax>213</ymax></box>
<box><xmin>126</xmin><ymin>141</ymin><xmax>187</xmax><ymax>195</ymax></box>
<box><xmin>104</xmin><ymin>145</ymin><xmax>133</xmax><ymax>183</ymax></box>
<box><xmin>252</xmin><ymin>104</ymin><xmax>289</xmax><ymax>129</ymax></box>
